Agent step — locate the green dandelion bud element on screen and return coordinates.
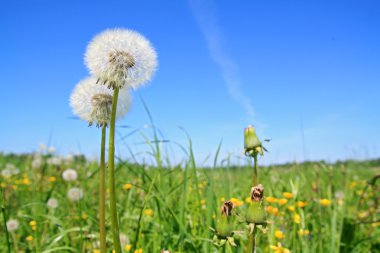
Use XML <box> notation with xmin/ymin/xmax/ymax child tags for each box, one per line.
<box><xmin>246</xmin><ymin>185</ymin><xmax>266</xmax><ymax>224</ymax></box>
<box><xmin>216</xmin><ymin>201</ymin><xmax>234</xmax><ymax>238</ymax></box>
<box><xmin>244</xmin><ymin>125</ymin><xmax>266</xmax><ymax>156</ymax></box>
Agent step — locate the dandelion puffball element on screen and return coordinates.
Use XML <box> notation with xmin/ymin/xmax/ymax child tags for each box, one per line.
<box><xmin>47</xmin><ymin>198</ymin><xmax>59</xmax><ymax>209</ymax></box>
<box><xmin>62</xmin><ymin>168</ymin><xmax>78</xmax><ymax>181</ymax></box>
<box><xmin>85</xmin><ymin>29</ymin><xmax>158</xmax><ymax>89</ymax></box>
<box><xmin>67</xmin><ymin>187</ymin><xmax>84</xmax><ymax>202</ymax></box>
<box><xmin>70</xmin><ymin>76</ymin><xmax>131</xmax><ymax>127</ymax></box>
<box><xmin>6</xmin><ymin>219</ymin><xmax>19</xmax><ymax>232</ymax></box>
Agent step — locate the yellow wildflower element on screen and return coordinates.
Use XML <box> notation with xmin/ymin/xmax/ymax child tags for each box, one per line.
<box><xmin>267</xmin><ymin>206</ymin><xmax>273</xmax><ymax>213</ymax></box>
<box><xmin>29</xmin><ymin>220</ymin><xmax>37</xmax><ymax>227</ymax></box>
<box><xmin>273</xmin><ymin>207</ymin><xmax>279</xmax><ymax>216</ymax></box>
<box><xmin>123</xmin><ymin>183</ymin><xmax>133</xmax><ymax>190</ymax></box>
<box><xmin>200</xmin><ymin>199</ymin><xmax>206</xmax><ymax>205</ymax></box>
<box><xmin>283</xmin><ymin>192</ymin><xmax>293</xmax><ymax>199</ymax></box>
<box><xmin>266</xmin><ymin>197</ymin><xmax>278</xmax><ymax>203</ymax></box>
<box><xmin>26</xmin><ymin>235</ymin><xmax>33</xmax><ymax>242</ymax></box>
<box><xmin>319</xmin><ymin>199</ymin><xmax>331</xmax><ymax>207</ymax></box>
<box><xmin>22</xmin><ymin>178</ymin><xmax>31</xmax><ymax>185</ymax></box>
<box><xmin>270</xmin><ymin>242</ymin><xmax>290</xmax><ymax>253</ymax></box>
<box><xmin>349</xmin><ymin>182</ymin><xmax>357</xmax><ymax>189</ymax></box>
<box><xmin>274</xmin><ymin>230</ymin><xmax>285</xmax><ymax>239</ymax></box>
<box><xmin>134</xmin><ymin>249</ymin><xmax>143</xmax><ymax>253</ymax></box>
<box><xmin>198</xmin><ymin>183</ymin><xmax>204</xmax><ymax>189</ymax></box>
<box><xmin>245</xmin><ymin>197</ymin><xmax>251</xmax><ymax>203</ymax></box>
<box><xmin>287</xmin><ymin>206</ymin><xmax>295</xmax><ymax>212</ymax></box>
<box><xmin>48</xmin><ymin>177</ymin><xmax>56</xmax><ymax>182</ymax></box>
<box><xmin>220</xmin><ymin>197</ymin><xmax>225</xmax><ymax>202</ymax></box>
<box><xmin>125</xmin><ymin>245</ymin><xmax>132</xmax><ymax>251</ymax></box>
<box><xmin>296</xmin><ymin>201</ymin><xmax>307</xmax><ymax>208</ymax></box>
<box><xmin>298</xmin><ymin>229</ymin><xmax>310</xmax><ymax>236</ymax></box>
<box><xmin>278</xmin><ymin>198</ymin><xmax>288</xmax><ymax>205</ymax></box>
<box><xmin>82</xmin><ymin>213</ymin><xmax>88</xmax><ymax>220</ymax></box>
<box><xmin>230</xmin><ymin>198</ymin><xmax>244</xmax><ymax>207</ymax></box>
<box><xmin>93</xmin><ymin>250</ymin><xmax>100</xmax><ymax>253</ymax></box>
<box><xmin>144</xmin><ymin>209</ymin><xmax>153</xmax><ymax>216</ymax></box>
<box><xmin>293</xmin><ymin>214</ymin><xmax>300</xmax><ymax>224</ymax></box>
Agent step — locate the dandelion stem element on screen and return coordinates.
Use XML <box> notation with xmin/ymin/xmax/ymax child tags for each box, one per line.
<box><xmin>1</xmin><ymin>192</ymin><xmax>11</xmax><ymax>253</ymax></box>
<box><xmin>99</xmin><ymin>125</ymin><xmax>107</xmax><ymax>253</ymax></box>
<box><xmin>108</xmin><ymin>87</ymin><xmax>122</xmax><ymax>253</ymax></box>
<box><xmin>253</xmin><ymin>153</ymin><xmax>258</xmax><ymax>187</ymax></box>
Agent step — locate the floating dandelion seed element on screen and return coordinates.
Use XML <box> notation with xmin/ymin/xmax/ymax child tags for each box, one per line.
<box><xmin>62</xmin><ymin>168</ymin><xmax>78</xmax><ymax>182</ymax></box>
<box><xmin>47</xmin><ymin>198</ymin><xmax>59</xmax><ymax>209</ymax></box>
<box><xmin>70</xmin><ymin>77</ymin><xmax>131</xmax><ymax>127</ymax></box>
<box><xmin>6</xmin><ymin>219</ymin><xmax>19</xmax><ymax>232</ymax></box>
<box><xmin>67</xmin><ymin>187</ymin><xmax>84</xmax><ymax>202</ymax></box>
<box><xmin>85</xmin><ymin>29</ymin><xmax>158</xmax><ymax>89</ymax></box>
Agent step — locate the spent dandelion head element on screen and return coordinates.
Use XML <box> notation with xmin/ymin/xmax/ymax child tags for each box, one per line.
<box><xmin>62</xmin><ymin>168</ymin><xmax>78</xmax><ymax>182</ymax></box>
<box><xmin>6</xmin><ymin>219</ymin><xmax>19</xmax><ymax>232</ymax></box>
<box><xmin>85</xmin><ymin>29</ymin><xmax>158</xmax><ymax>89</ymax></box>
<box><xmin>47</xmin><ymin>198</ymin><xmax>59</xmax><ymax>209</ymax></box>
<box><xmin>67</xmin><ymin>187</ymin><xmax>84</xmax><ymax>202</ymax></box>
<box><xmin>70</xmin><ymin>76</ymin><xmax>131</xmax><ymax>127</ymax></box>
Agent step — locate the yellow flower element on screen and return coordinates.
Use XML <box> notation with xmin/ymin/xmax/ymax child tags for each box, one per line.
<box><xmin>273</xmin><ymin>207</ymin><xmax>279</xmax><ymax>216</ymax></box>
<box><xmin>230</xmin><ymin>198</ymin><xmax>244</xmax><ymax>207</ymax></box>
<box><xmin>319</xmin><ymin>199</ymin><xmax>331</xmax><ymax>207</ymax></box>
<box><xmin>125</xmin><ymin>245</ymin><xmax>132</xmax><ymax>251</ymax></box>
<box><xmin>123</xmin><ymin>183</ymin><xmax>133</xmax><ymax>190</ymax></box>
<box><xmin>48</xmin><ymin>177</ymin><xmax>56</xmax><ymax>182</ymax></box>
<box><xmin>220</xmin><ymin>197</ymin><xmax>225</xmax><ymax>202</ymax></box>
<box><xmin>287</xmin><ymin>206</ymin><xmax>295</xmax><ymax>212</ymax></box>
<box><xmin>198</xmin><ymin>183</ymin><xmax>204</xmax><ymax>189</ymax></box>
<box><xmin>270</xmin><ymin>242</ymin><xmax>290</xmax><ymax>253</ymax></box>
<box><xmin>293</xmin><ymin>214</ymin><xmax>300</xmax><ymax>224</ymax></box>
<box><xmin>29</xmin><ymin>220</ymin><xmax>37</xmax><ymax>226</ymax></box>
<box><xmin>266</xmin><ymin>197</ymin><xmax>278</xmax><ymax>203</ymax></box>
<box><xmin>93</xmin><ymin>250</ymin><xmax>100</xmax><ymax>253</ymax></box>
<box><xmin>371</xmin><ymin>222</ymin><xmax>380</xmax><ymax>227</ymax></box>
<box><xmin>22</xmin><ymin>178</ymin><xmax>31</xmax><ymax>185</ymax></box>
<box><xmin>144</xmin><ymin>209</ymin><xmax>154</xmax><ymax>216</ymax></box>
<box><xmin>267</xmin><ymin>206</ymin><xmax>273</xmax><ymax>213</ymax></box>
<box><xmin>26</xmin><ymin>235</ymin><xmax>33</xmax><ymax>242</ymax></box>
<box><xmin>296</xmin><ymin>201</ymin><xmax>307</xmax><ymax>208</ymax></box>
<box><xmin>134</xmin><ymin>249</ymin><xmax>143</xmax><ymax>253</ymax></box>
<box><xmin>12</xmin><ymin>185</ymin><xmax>18</xmax><ymax>190</ymax></box>
<box><xmin>245</xmin><ymin>197</ymin><xmax>251</xmax><ymax>203</ymax></box>
<box><xmin>278</xmin><ymin>198</ymin><xmax>288</xmax><ymax>205</ymax></box>
<box><xmin>200</xmin><ymin>199</ymin><xmax>206</xmax><ymax>205</ymax></box>
<box><xmin>82</xmin><ymin>213</ymin><xmax>88</xmax><ymax>220</ymax></box>
<box><xmin>274</xmin><ymin>230</ymin><xmax>285</xmax><ymax>239</ymax></box>
<box><xmin>0</xmin><ymin>182</ymin><xmax>6</xmax><ymax>188</ymax></box>
<box><xmin>298</xmin><ymin>229</ymin><xmax>310</xmax><ymax>236</ymax></box>
<box><xmin>283</xmin><ymin>192</ymin><xmax>293</xmax><ymax>199</ymax></box>
<box><xmin>349</xmin><ymin>182</ymin><xmax>357</xmax><ymax>189</ymax></box>
<box><xmin>356</xmin><ymin>190</ymin><xmax>363</xmax><ymax>196</ymax></box>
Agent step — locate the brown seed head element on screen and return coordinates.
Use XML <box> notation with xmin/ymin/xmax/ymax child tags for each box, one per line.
<box><xmin>221</xmin><ymin>201</ymin><xmax>234</xmax><ymax>216</ymax></box>
<box><xmin>251</xmin><ymin>184</ymin><xmax>264</xmax><ymax>202</ymax></box>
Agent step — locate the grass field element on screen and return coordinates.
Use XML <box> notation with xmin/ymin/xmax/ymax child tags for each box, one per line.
<box><xmin>1</xmin><ymin>148</ymin><xmax>379</xmax><ymax>253</ymax></box>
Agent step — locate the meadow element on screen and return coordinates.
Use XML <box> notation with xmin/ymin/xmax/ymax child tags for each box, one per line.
<box><xmin>1</xmin><ymin>146</ymin><xmax>379</xmax><ymax>253</ymax></box>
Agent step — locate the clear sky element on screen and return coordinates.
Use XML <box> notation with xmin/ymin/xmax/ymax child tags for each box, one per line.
<box><xmin>1</xmin><ymin>0</ymin><xmax>379</xmax><ymax>166</ymax></box>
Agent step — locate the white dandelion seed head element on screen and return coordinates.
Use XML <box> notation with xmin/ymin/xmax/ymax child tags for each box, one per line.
<box><xmin>1</xmin><ymin>169</ymin><xmax>12</xmax><ymax>178</ymax></box>
<box><xmin>85</xmin><ymin>28</ymin><xmax>158</xmax><ymax>89</ymax></box>
<box><xmin>6</xmin><ymin>219</ymin><xmax>19</xmax><ymax>232</ymax></box>
<box><xmin>31</xmin><ymin>154</ymin><xmax>43</xmax><ymax>169</ymax></box>
<box><xmin>119</xmin><ymin>234</ymin><xmax>129</xmax><ymax>246</ymax></box>
<box><xmin>47</xmin><ymin>198</ymin><xmax>59</xmax><ymax>209</ymax></box>
<box><xmin>47</xmin><ymin>156</ymin><xmax>62</xmax><ymax>166</ymax></box>
<box><xmin>67</xmin><ymin>187</ymin><xmax>84</xmax><ymax>202</ymax></box>
<box><xmin>62</xmin><ymin>168</ymin><xmax>78</xmax><ymax>181</ymax></box>
<box><xmin>70</xmin><ymin>76</ymin><xmax>131</xmax><ymax>127</ymax></box>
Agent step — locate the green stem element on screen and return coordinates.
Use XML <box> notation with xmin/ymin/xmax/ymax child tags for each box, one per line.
<box><xmin>253</xmin><ymin>153</ymin><xmax>258</xmax><ymax>186</ymax></box>
<box><xmin>99</xmin><ymin>126</ymin><xmax>107</xmax><ymax>253</ymax></box>
<box><xmin>1</xmin><ymin>197</ymin><xmax>11</xmax><ymax>253</ymax></box>
<box><xmin>108</xmin><ymin>87</ymin><xmax>122</xmax><ymax>253</ymax></box>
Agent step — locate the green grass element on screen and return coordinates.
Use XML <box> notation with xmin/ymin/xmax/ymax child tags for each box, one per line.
<box><xmin>0</xmin><ymin>151</ymin><xmax>379</xmax><ymax>253</ymax></box>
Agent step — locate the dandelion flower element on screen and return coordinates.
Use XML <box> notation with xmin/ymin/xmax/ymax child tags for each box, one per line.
<box><xmin>293</xmin><ymin>214</ymin><xmax>301</xmax><ymax>224</ymax></box>
<box><xmin>70</xmin><ymin>76</ymin><xmax>131</xmax><ymax>127</ymax></box>
<box><xmin>296</xmin><ymin>201</ymin><xmax>307</xmax><ymax>208</ymax></box>
<box><xmin>85</xmin><ymin>29</ymin><xmax>158</xmax><ymax>89</ymax></box>
<box><xmin>47</xmin><ymin>198</ymin><xmax>59</xmax><ymax>209</ymax></box>
<box><xmin>274</xmin><ymin>230</ymin><xmax>285</xmax><ymax>239</ymax></box>
<box><xmin>62</xmin><ymin>168</ymin><xmax>78</xmax><ymax>181</ymax></box>
<box><xmin>26</xmin><ymin>235</ymin><xmax>34</xmax><ymax>242</ymax></box>
<box><xmin>230</xmin><ymin>198</ymin><xmax>244</xmax><ymax>207</ymax></box>
<box><xmin>6</xmin><ymin>219</ymin><xmax>19</xmax><ymax>231</ymax></box>
<box><xmin>266</xmin><ymin>197</ymin><xmax>278</xmax><ymax>203</ymax></box>
<box><xmin>298</xmin><ymin>229</ymin><xmax>310</xmax><ymax>236</ymax></box>
<box><xmin>122</xmin><ymin>183</ymin><xmax>133</xmax><ymax>190</ymax></box>
<box><xmin>283</xmin><ymin>192</ymin><xmax>293</xmax><ymax>199</ymax></box>
<box><xmin>67</xmin><ymin>187</ymin><xmax>84</xmax><ymax>202</ymax></box>
<box><xmin>270</xmin><ymin>242</ymin><xmax>290</xmax><ymax>253</ymax></box>
<box><xmin>144</xmin><ymin>209</ymin><xmax>154</xmax><ymax>216</ymax></box>
<box><xmin>319</xmin><ymin>199</ymin><xmax>331</xmax><ymax>207</ymax></box>
<box><xmin>278</xmin><ymin>198</ymin><xmax>288</xmax><ymax>205</ymax></box>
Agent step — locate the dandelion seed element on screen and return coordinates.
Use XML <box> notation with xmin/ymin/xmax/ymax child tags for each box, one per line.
<box><xmin>62</xmin><ymin>168</ymin><xmax>78</xmax><ymax>182</ymax></box>
<box><xmin>85</xmin><ymin>29</ymin><xmax>158</xmax><ymax>89</ymax></box>
<box><xmin>47</xmin><ymin>198</ymin><xmax>59</xmax><ymax>209</ymax></box>
<box><xmin>67</xmin><ymin>187</ymin><xmax>84</xmax><ymax>202</ymax></box>
<box><xmin>70</xmin><ymin>76</ymin><xmax>131</xmax><ymax>127</ymax></box>
<box><xmin>6</xmin><ymin>219</ymin><xmax>19</xmax><ymax>232</ymax></box>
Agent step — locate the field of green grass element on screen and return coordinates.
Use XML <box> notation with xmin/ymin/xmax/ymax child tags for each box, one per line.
<box><xmin>1</xmin><ymin>151</ymin><xmax>379</xmax><ymax>253</ymax></box>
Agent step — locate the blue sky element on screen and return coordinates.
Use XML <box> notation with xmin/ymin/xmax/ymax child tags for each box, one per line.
<box><xmin>1</xmin><ymin>0</ymin><xmax>379</xmax><ymax>166</ymax></box>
